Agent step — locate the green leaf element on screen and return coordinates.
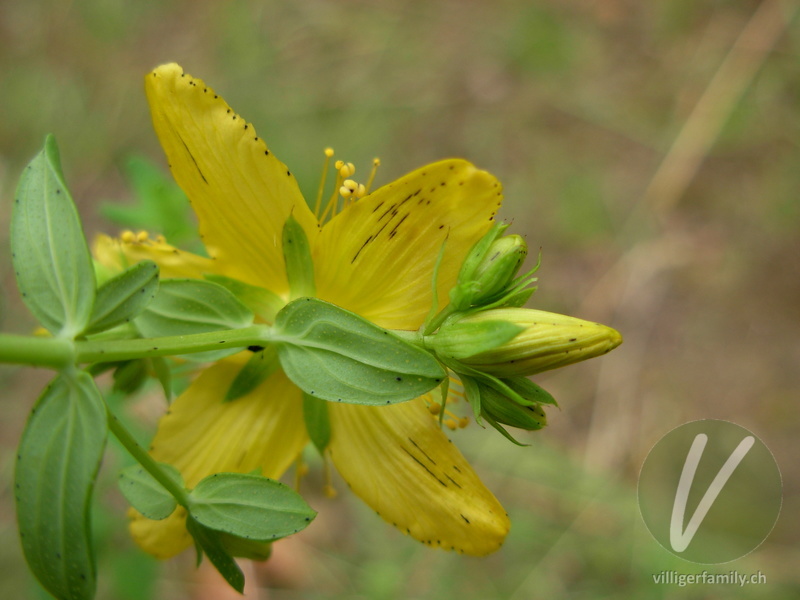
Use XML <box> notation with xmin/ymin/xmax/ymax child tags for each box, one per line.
<box><xmin>225</xmin><ymin>346</ymin><xmax>280</xmax><ymax>402</ymax></box>
<box><xmin>11</xmin><ymin>135</ymin><xmax>96</xmax><ymax>338</ymax></box>
<box><xmin>274</xmin><ymin>298</ymin><xmax>446</xmax><ymax>405</ymax></box>
<box><xmin>111</xmin><ymin>359</ymin><xmax>148</xmax><ymax>394</ymax></box>
<box><xmin>118</xmin><ymin>463</ymin><xmax>183</xmax><ymax>520</ymax></box>
<box><xmin>188</xmin><ymin>473</ymin><xmax>316</xmax><ymax>542</ymax></box>
<box><xmin>150</xmin><ymin>356</ymin><xmax>173</xmax><ymax>401</ymax></box>
<box><xmin>431</xmin><ymin>319</ymin><xmax>524</xmax><ymax>360</ymax></box>
<box><xmin>504</xmin><ymin>377</ymin><xmax>558</xmax><ymax>406</ymax></box>
<box><xmin>460</xmin><ymin>375</ymin><xmax>483</xmax><ymax>423</ymax></box>
<box><xmin>85</xmin><ymin>260</ymin><xmax>159</xmax><ymax>335</ymax></box>
<box><xmin>15</xmin><ymin>371</ymin><xmax>107</xmax><ymax>600</ymax></box>
<box><xmin>185</xmin><ymin>516</ymin><xmax>244</xmax><ymax>594</ymax></box>
<box><xmin>204</xmin><ymin>274</ymin><xmax>285</xmax><ymax>322</ymax></box>
<box><xmin>282</xmin><ymin>214</ymin><xmax>315</xmax><ymax>300</ymax></box>
<box><xmin>135</xmin><ymin>279</ymin><xmax>255</xmax><ymax>361</ymax></box>
<box><xmin>303</xmin><ymin>393</ymin><xmax>331</xmax><ymax>454</ymax></box>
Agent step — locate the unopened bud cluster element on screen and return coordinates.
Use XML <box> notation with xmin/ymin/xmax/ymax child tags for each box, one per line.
<box><xmin>424</xmin><ymin>223</ymin><xmax>622</xmax><ymax>443</ymax></box>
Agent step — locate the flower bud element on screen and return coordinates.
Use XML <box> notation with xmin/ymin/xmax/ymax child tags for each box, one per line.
<box><xmin>479</xmin><ymin>381</ymin><xmax>547</xmax><ymax>431</ymax></box>
<box><xmin>449</xmin><ymin>222</ymin><xmax>507</xmax><ymax>309</ymax></box>
<box><xmin>453</xmin><ymin>308</ymin><xmax>622</xmax><ymax>377</ymax></box>
<box><xmin>471</xmin><ymin>234</ymin><xmax>527</xmax><ymax>305</ymax></box>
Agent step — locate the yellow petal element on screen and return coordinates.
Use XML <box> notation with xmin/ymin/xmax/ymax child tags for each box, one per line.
<box><xmin>328</xmin><ymin>399</ymin><xmax>509</xmax><ymax>555</ymax></box>
<box><xmin>145</xmin><ymin>63</ymin><xmax>318</xmax><ymax>292</ymax></box>
<box><xmin>130</xmin><ymin>360</ymin><xmax>307</xmax><ymax>558</ymax></box>
<box><xmin>314</xmin><ymin>159</ymin><xmax>502</xmax><ymax>330</ymax></box>
<box><xmin>92</xmin><ymin>233</ymin><xmax>222</xmax><ymax>279</ymax></box>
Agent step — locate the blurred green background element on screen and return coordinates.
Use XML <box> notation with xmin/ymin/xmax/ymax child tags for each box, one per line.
<box><xmin>1</xmin><ymin>0</ymin><xmax>799</xmax><ymax>598</ymax></box>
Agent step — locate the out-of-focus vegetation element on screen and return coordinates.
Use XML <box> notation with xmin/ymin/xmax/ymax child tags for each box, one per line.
<box><xmin>1</xmin><ymin>1</ymin><xmax>798</xmax><ymax>598</ymax></box>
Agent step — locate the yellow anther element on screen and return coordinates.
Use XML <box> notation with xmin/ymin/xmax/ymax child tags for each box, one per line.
<box><xmin>136</xmin><ymin>230</ymin><xmax>149</xmax><ymax>243</ymax></box>
<box><xmin>324</xmin><ymin>147</ymin><xmax>334</xmax><ymax>158</ymax></box>
<box><xmin>339</xmin><ymin>179</ymin><xmax>358</xmax><ymax>198</ymax></box>
<box><xmin>444</xmin><ymin>418</ymin><xmax>458</xmax><ymax>431</ymax></box>
<box><xmin>121</xmin><ymin>230</ymin><xmax>136</xmax><ymax>243</ymax></box>
<box><xmin>459</xmin><ymin>416</ymin><xmax>470</xmax><ymax>429</ymax></box>
<box><xmin>355</xmin><ymin>183</ymin><xmax>367</xmax><ymax>198</ymax></box>
<box><xmin>334</xmin><ymin>159</ymin><xmax>344</xmax><ymax>170</ymax></box>
<box><xmin>155</xmin><ymin>234</ymin><xmax>166</xmax><ymax>244</ymax></box>
<box><xmin>339</xmin><ymin>162</ymin><xmax>355</xmax><ymax>178</ymax></box>
<box><xmin>323</xmin><ymin>484</ymin><xmax>338</xmax><ymax>499</ymax></box>
<box><xmin>428</xmin><ymin>402</ymin><xmax>442</xmax><ymax>416</ymax></box>
<box><xmin>365</xmin><ymin>157</ymin><xmax>381</xmax><ymax>194</ymax></box>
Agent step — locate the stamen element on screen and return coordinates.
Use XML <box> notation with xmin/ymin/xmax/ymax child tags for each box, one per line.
<box><xmin>314</xmin><ymin>148</ymin><xmax>335</xmax><ymax>218</ymax></box>
<box><xmin>444</xmin><ymin>418</ymin><xmax>458</xmax><ymax>431</ymax></box>
<box><xmin>136</xmin><ymin>230</ymin><xmax>149</xmax><ymax>243</ymax></box>
<box><xmin>294</xmin><ymin>456</ymin><xmax>309</xmax><ymax>491</ymax></box>
<box><xmin>338</xmin><ymin>161</ymin><xmax>355</xmax><ymax>178</ymax></box>
<box><xmin>121</xmin><ymin>230</ymin><xmax>136</xmax><ymax>243</ymax></box>
<box><xmin>339</xmin><ymin>179</ymin><xmax>358</xmax><ymax>199</ymax></box>
<box><xmin>323</xmin><ymin>455</ymin><xmax>337</xmax><ymax>498</ymax></box>
<box><xmin>365</xmin><ymin>158</ymin><xmax>381</xmax><ymax>194</ymax></box>
<box><xmin>320</xmin><ymin>165</ymin><xmax>345</xmax><ymax>223</ymax></box>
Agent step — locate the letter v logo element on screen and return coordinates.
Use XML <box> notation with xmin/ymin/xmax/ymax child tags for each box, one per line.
<box><xmin>638</xmin><ymin>420</ymin><xmax>782</xmax><ymax>564</ymax></box>
<box><xmin>669</xmin><ymin>433</ymin><xmax>754</xmax><ymax>552</ymax></box>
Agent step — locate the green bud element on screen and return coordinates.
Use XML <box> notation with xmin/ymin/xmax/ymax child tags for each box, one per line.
<box><xmin>449</xmin><ymin>222</ymin><xmax>507</xmax><ymax>309</ymax></box>
<box><xmin>479</xmin><ymin>381</ymin><xmax>547</xmax><ymax>431</ymax></box>
<box><xmin>454</xmin><ymin>308</ymin><xmax>623</xmax><ymax>377</ymax></box>
<box><xmin>471</xmin><ymin>234</ymin><xmax>527</xmax><ymax>304</ymax></box>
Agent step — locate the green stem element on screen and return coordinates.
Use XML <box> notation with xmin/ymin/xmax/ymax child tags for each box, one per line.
<box><xmin>423</xmin><ymin>303</ymin><xmax>459</xmax><ymax>336</ymax></box>
<box><xmin>0</xmin><ymin>333</ymin><xmax>75</xmax><ymax>369</ymax></box>
<box><xmin>0</xmin><ymin>325</ymin><xmax>273</xmax><ymax>369</ymax></box>
<box><xmin>107</xmin><ymin>406</ymin><xmax>191</xmax><ymax>508</ymax></box>
<box><xmin>78</xmin><ymin>324</ymin><xmax>271</xmax><ymax>364</ymax></box>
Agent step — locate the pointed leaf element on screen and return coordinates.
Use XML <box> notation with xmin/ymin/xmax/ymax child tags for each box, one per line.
<box><xmin>150</xmin><ymin>356</ymin><xmax>173</xmax><ymax>400</ymax></box>
<box><xmin>282</xmin><ymin>214</ymin><xmax>315</xmax><ymax>299</ymax></box>
<box><xmin>274</xmin><ymin>298</ymin><xmax>446</xmax><ymax>405</ymax></box>
<box><xmin>136</xmin><ymin>279</ymin><xmax>253</xmax><ymax>338</ymax></box>
<box><xmin>11</xmin><ymin>135</ymin><xmax>95</xmax><ymax>338</ymax></box>
<box><xmin>225</xmin><ymin>346</ymin><xmax>279</xmax><ymax>402</ymax></box>
<box><xmin>302</xmin><ymin>393</ymin><xmax>331</xmax><ymax>454</ymax></box>
<box><xmin>504</xmin><ymin>376</ymin><xmax>558</xmax><ymax>406</ymax></box>
<box><xmin>15</xmin><ymin>371</ymin><xmax>107</xmax><ymax>600</ymax></box>
<box><xmin>119</xmin><ymin>463</ymin><xmax>183</xmax><ymax>520</ymax></box>
<box><xmin>85</xmin><ymin>260</ymin><xmax>159</xmax><ymax>335</ymax></box>
<box><xmin>431</xmin><ymin>319</ymin><xmax>524</xmax><ymax>360</ymax></box>
<box><xmin>204</xmin><ymin>274</ymin><xmax>285</xmax><ymax>322</ymax></box>
<box><xmin>188</xmin><ymin>473</ymin><xmax>316</xmax><ymax>541</ymax></box>
<box><xmin>185</xmin><ymin>516</ymin><xmax>244</xmax><ymax>593</ymax></box>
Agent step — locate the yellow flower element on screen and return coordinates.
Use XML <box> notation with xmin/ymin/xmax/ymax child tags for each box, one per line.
<box><xmin>96</xmin><ymin>63</ymin><xmax>509</xmax><ymax>558</ymax></box>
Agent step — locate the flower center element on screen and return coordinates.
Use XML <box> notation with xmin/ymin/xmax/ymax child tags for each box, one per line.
<box><xmin>313</xmin><ymin>148</ymin><xmax>380</xmax><ymax>225</ymax></box>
